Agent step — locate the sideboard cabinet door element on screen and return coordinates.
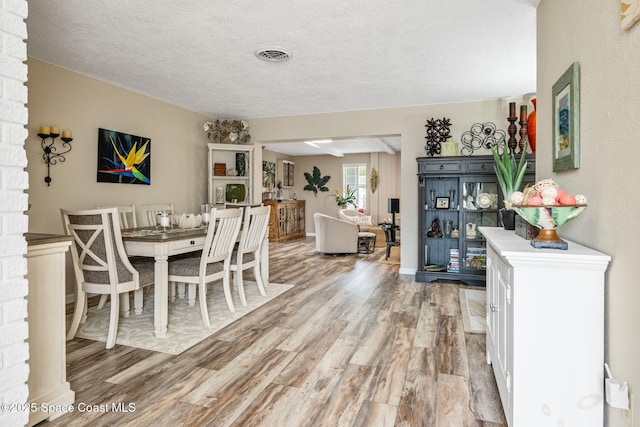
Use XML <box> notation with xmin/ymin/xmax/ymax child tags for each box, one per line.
<box><xmin>481</xmin><ymin>227</ymin><xmax>610</xmax><ymax>427</ymax></box>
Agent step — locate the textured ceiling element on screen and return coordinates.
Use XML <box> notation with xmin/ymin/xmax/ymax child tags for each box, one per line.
<box><xmin>26</xmin><ymin>0</ymin><xmax>537</xmax><ymax>122</ymax></box>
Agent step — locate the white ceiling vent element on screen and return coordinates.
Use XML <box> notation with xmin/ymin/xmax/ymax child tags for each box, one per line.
<box><xmin>254</xmin><ymin>47</ymin><xmax>292</xmax><ymax>63</ymax></box>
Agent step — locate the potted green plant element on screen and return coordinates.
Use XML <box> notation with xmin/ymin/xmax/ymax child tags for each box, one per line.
<box><xmin>491</xmin><ymin>141</ymin><xmax>528</xmax><ymax>229</ymax></box>
<box><xmin>334</xmin><ymin>185</ymin><xmax>357</xmax><ymax>209</ymax></box>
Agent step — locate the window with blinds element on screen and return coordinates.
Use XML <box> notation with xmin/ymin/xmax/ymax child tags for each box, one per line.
<box><xmin>342</xmin><ymin>163</ymin><xmax>367</xmax><ymax>210</ymax></box>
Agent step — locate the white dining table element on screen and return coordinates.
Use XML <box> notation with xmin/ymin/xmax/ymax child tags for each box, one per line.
<box><xmin>122</xmin><ymin>226</ymin><xmax>269</xmax><ymax>338</ymax></box>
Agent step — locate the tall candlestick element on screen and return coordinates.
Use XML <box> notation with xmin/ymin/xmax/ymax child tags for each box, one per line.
<box><xmin>509</xmin><ymin>102</ymin><xmax>516</xmax><ymax>117</ymax></box>
<box><xmin>520</xmin><ymin>105</ymin><xmax>527</xmax><ymax>122</ymax></box>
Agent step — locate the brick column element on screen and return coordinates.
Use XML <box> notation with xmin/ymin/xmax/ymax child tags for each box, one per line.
<box><xmin>0</xmin><ymin>1</ymin><xmax>31</xmax><ymax>426</ymax></box>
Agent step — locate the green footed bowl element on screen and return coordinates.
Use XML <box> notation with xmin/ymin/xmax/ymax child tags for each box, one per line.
<box><xmin>511</xmin><ymin>205</ymin><xmax>587</xmax><ymax>242</ymax></box>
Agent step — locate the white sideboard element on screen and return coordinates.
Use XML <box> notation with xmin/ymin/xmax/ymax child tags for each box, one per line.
<box><xmin>480</xmin><ymin>227</ymin><xmax>610</xmax><ymax>427</ymax></box>
<box><xmin>25</xmin><ymin>234</ymin><xmax>75</xmax><ymax>426</ymax></box>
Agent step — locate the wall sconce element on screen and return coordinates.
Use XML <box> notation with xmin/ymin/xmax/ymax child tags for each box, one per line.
<box><xmin>37</xmin><ymin>126</ymin><xmax>73</xmax><ymax>186</ymax></box>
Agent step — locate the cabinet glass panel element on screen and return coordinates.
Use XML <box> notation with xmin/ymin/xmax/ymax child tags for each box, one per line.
<box><xmin>461</xmin><ymin>177</ymin><xmax>497</xmax><ymax>273</ymax></box>
<box><xmin>462</xmin><ymin>181</ymin><xmax>499</xmax><ymax>211</ymax></box>
<box><xmin>422</xmin><ymin>177</ymin><xmax>460</xmax><ymax>272</ymax></box>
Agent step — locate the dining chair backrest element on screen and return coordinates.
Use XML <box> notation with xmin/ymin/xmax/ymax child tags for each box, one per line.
<box><xmin>97</xmin><ymin>204</ymin><xmax>137</xmax><ymax>229</ymax></box>
<box><xmin>230</xmin><ymin>205</ymin><xmax>271</xmax><ymax>306</ymax></box>
<box><xmin>61</xmin><ymin>207</ymin><xmax>140</xmax><ymax>294</ymax></box>
<box><xmin>143</xmin><ymin>203</ymin><xmax>174</xmax><ymax>226</ymax></box>
<box><xmin>200</xmin><ymin>207</ymin><xmax>244</xmax><ymax>275</ymax></box>
<box><xmin>236</xmin><ymin>205</ymin><xmax>271</xmax><ymax>264</ymax></box>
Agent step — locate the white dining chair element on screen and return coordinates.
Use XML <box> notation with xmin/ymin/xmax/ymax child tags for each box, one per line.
<box><xmin>168</xmin><ymin>208</ymin><xmax>243</xmax><ymax>328</ymax></box>
<box><xmin>143</xmin><ymin>203</ymin><xmax>174</xmax><ymax>227</ymax></box>
<box><xmin>61</xmin><ymin>207</ymin><xmax>155</xmax><ymax>349</ymax></box>
<box><xmin>97</xmin><ymin>204</ymin><xmax>137</xmax><ymax>229</ymax></box>
<box><xmin>95</xmin><ymin>204</ymin><xmax>139</xmax><ymax>311</ymax></box>
<box><xmin>231</xmin><ymin>205</ymin><xmax>271</xmax><ymax>306</ymax></box>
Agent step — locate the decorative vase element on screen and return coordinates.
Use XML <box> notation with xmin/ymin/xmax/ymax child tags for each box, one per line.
<box><xmin>499</xmin><ymin>208</ymin><xmax>517</xmax><ymax>230</ymax></box>
<box><xmin>527</xmin><ymin>98</ymin><xmax>537</xmax><ymax>153</ymax></box>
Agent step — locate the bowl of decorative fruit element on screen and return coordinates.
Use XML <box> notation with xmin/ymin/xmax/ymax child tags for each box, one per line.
<box><xmin>508</xmin><ymin>179</ymin><xmax>587</xmax><ymax>249</ymax></box>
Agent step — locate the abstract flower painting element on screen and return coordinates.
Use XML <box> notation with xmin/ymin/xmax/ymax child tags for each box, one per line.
<box><xmin>622</xmin><ymin>0</ymin><xmax>640</xmax><ymax>30</ymax></box>
<box><xmin>97</xmin><ymin>128</ymin><xmax>151</xmax><ymax>185</ymax></box>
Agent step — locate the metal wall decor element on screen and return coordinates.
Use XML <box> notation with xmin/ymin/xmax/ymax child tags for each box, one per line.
<box><xmin>460</xmin><ymin>122</ymin><xmax>506</xmax><ymax>156</ymax></box>
<box><xmin>204</xmin><ymin>119</ymin><xmax>251</xmax><ymax>144</ymax></box>
<box><xmin>424</xmin><ymin>117</ymin><xmax>452</xmax><ymax>156</ymax></box>
<box><xmin>37</xmin><ymin>126</ymin><xmax>73</xmax><ymax>186</ymax></box>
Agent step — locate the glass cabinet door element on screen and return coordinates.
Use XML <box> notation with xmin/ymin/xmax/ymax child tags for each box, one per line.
<box><xmin>421</xmin><ymin>176</ymin><xmax>460</xmax><ymax>273</ymax></box>
<box><xmin>460</xmin><ymin>177</ymin><xmax>499</xmax><ymax>274</ymax></box>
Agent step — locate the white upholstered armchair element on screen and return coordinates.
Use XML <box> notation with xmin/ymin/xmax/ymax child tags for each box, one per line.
<box><xmin>337</xmin><ymin>209</ymin><xmax>385</xmax><ymax>248</ymax></box>
<box><xmin>313</xmin><ymin>213</ymin><xmax>358</xmax><ymax>254</ymax></box>
<box><xmin>337</xmin><ymin>209</ymin><xmax>374</xmax><ymax>231</ymax></box>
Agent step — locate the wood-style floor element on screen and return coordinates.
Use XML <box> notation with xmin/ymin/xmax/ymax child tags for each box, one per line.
<box><xmin>43</xmin><ymin>237</ymin><xmax>505</xmax><ymax>427</ymax></box>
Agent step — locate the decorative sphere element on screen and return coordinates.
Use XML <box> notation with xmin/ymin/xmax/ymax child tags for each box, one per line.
<box><xmin>541</xmin><ymin>186</ymin><xmax>558</xmax><ymax>200</ymax></box>
<box><xmin>510</xmin><ymin>191</ymin><xmax>524</xmax><ymax>205</ymax></box>
<box><xmin>575</xmin><ymin>194</ymin><xmax>588</xmax><ymax>204</ymax></box>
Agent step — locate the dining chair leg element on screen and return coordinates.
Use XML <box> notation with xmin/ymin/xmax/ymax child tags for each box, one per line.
<box><xmin>177</xmin><ymin>283</ymin><xmax>185</xmax><ymax>299</ymax></box>
<box><xmin>133</xmin><ymin>288</ymin><xmax>144</xmax><ymax>315</ymax></box>
<box><xmin>66</xmin><ymin>291</ymin><xmax>86</xmax><ymax>341</ymax></box>
<box><xmin>82</xmin><ymin>296</ymin><xmax>88</xmax><ymax>323</ymax></box>
<box><xmin>120</xmin><ymin>293</ymin><xmax>130</xmax><ymax>317</ymax></box>
<box><xmin>169</xmin><ymin>282</ymin><xmax>176</xmax><ymax>303</ymax></box>
<box><xmin>188</xmin><ymin>283</ymin><xmax>197</xmax><ymax>306</ymax></box>
<box><xmin>235</xmin><ymin>271</ymin><xmax>248</xmax><ymax>307</ymax></box>
<box><xmin>223</xmin><ymin>273</ymin><xmax>235</xmax><ymax>312</ymax></box>
<box><xmin>253</xmin><ymin>259</ymin><xmax>267</xmax><ymax>296</ymax></box>
<box><xmin>198</xmin><ymin>281</ymin><xmax>211</xmax><ymax>328</ymax></box>
<box><xmin>106</xmin><ymin>291</ymin><xmax>120</xmax><ymax>349</ymax></box>
<box><xmin>97</xmin><ymin>294</ymin><xmax>108</xmax><ymax>309</ymax></box>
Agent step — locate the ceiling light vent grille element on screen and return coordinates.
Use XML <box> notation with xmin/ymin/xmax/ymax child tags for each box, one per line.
<box><xmin>255</xmin><ymin>47</ymin><xmax>292</xmax><ymax>62</ymax></box>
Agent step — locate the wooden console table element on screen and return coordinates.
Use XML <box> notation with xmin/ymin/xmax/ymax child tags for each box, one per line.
<box><xmin>263</xmin><ymin>200</ymin><xmax>305</xmax><ymax>241</ymax></box>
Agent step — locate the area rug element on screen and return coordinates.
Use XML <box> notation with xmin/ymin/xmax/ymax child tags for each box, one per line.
<box><xmin>378</xmin><ymin>246</ymin><xmax>400</xmax><ymax>265</ymax></box>
<box><xmin>71</xmin><ymin>281</ymin><xmax>293</xmax><ymax>354</ymax></box>
<box><xmin>459</xmin><ymin>288</ymin><xmax>486</xmax><ymax>333</ymax></box>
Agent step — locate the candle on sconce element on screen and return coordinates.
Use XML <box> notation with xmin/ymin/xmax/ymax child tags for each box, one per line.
<box><xmin>62</xmin><ymin>130</ymin><xmax>72</xmax><ymax>138</ymax></box>
<box><xmin>520</xmin><ymin>105</ymin><xmax>527</xmax><ymax>122</ymax></box>
<box><xmin>50</xmin><ymin>126</ymin><xmax>60</xmax><ymax>135</ymax></box>
<box><xmin>39</xmin><ymin>126</ymin><xmax>50</xmax><ymax>135</ymax></box>
<box><xmin>509</xmin><ymin>102</ymin><xmax>516</xmax><ymax>118</ymax></box>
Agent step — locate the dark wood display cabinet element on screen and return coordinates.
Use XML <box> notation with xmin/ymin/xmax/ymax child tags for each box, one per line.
<box><xmin>416</xmin><ymin>155</ymin><xmax>535</xmax><ymax>285</ymax></box>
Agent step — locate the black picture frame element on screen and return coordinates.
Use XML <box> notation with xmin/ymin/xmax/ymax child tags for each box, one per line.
<box><xmin>435</xmin><ymin>197</ymin><xmax>450</xmax><ymax>209</ymax></box>
<box><xmin>552</xmin><ymin>62</ymin><xmax>580</xmax><ymax>172</ymax></box>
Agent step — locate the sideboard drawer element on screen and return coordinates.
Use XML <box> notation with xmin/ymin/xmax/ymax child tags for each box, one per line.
<box><xmin>419</xmin><ymin>161</ymin><xmax>461</xmax><ymax>174</ymax></box>
<box><xmin>465</xmin><ymin>160</ymin><xmax>494</xmax><ymax>173</ymax></box>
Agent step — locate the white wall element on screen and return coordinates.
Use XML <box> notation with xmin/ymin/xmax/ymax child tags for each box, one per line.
<box><xmin>0</xmin><ymin>1</ymin><xmax>30</xmax><ymax>425</ymax></box>
<box><xmin>537</xmin><ymin>2</ymin><xmax>640</xmax><ymax>425</ymax></box>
